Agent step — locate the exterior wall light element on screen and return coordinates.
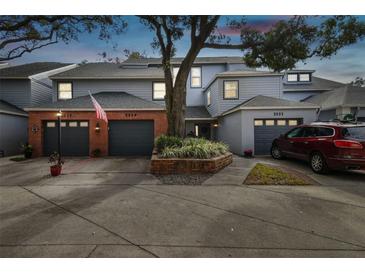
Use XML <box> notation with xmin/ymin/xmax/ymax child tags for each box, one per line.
<box><xmin>95</xmin><ymin>122</ymin><xmax>101</xmax><ymax>133</ymax></box>
<box><xmin>56</xmin><ymin>110</ymin><xmax>62</xmax><ymax>117</ymax></box>
<box><xmin>213</xmin><ymin>123</ymin><xmax>219</xmax><ymax>127</ymax></box>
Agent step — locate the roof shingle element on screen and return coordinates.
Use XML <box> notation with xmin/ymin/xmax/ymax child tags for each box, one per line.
<box><xmin>0</xmin><ymin>62</ymin><xmax>72</xmax><ymax>79</ymax></box>
<box><xmin>0</xmin><ymin>100</ymin><xmax>28</xmax><ymax>116</ymax></box>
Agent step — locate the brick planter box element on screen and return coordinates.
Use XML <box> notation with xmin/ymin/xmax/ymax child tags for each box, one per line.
<box><xmin>150</xmin><ymin>151</ymin><xmax>233</xmax><ymax>175</ymax></box>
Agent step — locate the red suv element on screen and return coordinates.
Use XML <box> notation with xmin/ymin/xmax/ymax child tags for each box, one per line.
<box><xmin>271</xmin><ymin>122</ymin><xmax>365</xmax><ymax>173</ymax></box>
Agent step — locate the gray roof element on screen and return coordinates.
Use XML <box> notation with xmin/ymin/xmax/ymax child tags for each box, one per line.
<box><xmin>222</xmin><ymin>95</ymin><xmax>318</xmax><ymax>115</ymax></box>
<box><xmin>26</xmin><ymin>92</ymin><xmax>164</xmax><ymax>110</ymax></box>
<box><xmin>282</xmin><ymin>76</ymin><xmax>344</xmax><ymax>92</ymax></box>
<box><xmin>216</xmin><ymin>70</ymin><xmax>283</xmax><ymax>77</ymax></box>
<box><xmin>0</xmin><ymin>62</ymin><xmax>72</xmax><ymax>79</ymax></box>
<box><xmin>185</xmin><ymin>106</ymin><xmax>212</xmax><ymax>119</ymax></box>
<box><xmin>122</xmin><ymin>56</ymin><xmax>245</xmax><ymax>65</ymax></box>
<box><xmin>0</xmin><ymin>100</ymin><xmax>28</xmax><ymax>116</ymax></box>
<box><xmin>304</xmin><ymin>85</ymin><xmax>365</xmax><ymax>110</ymax></box>
<box><xmin>50</xmin><ymin>63</ymin><xmax>164</xmax><ymax>79</ymax></box>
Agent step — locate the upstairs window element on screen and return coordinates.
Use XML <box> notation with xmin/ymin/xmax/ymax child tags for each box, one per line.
<box><xmin>190</xmin><ymin>67</ymin><xmax>202</xmax><ymax>88</ymax></box>
<box><xmin>299</xmin><ymin>73</ymin><xmax>311</xmax><ymax>82</ymax></box>
<box><xmin>207</xmin><ymin>90</ymin><xmax>211</xmax><ymax>106</ymax></box>
<box><xmin>287</xmin><ymin>74</ymin><xmax>298</xmax><ymax>82</ymax></box>
<box><xmin>153</xmin><ymin>82</ymin><xmax>166</xmax><ymax>100</ymax></box>
<box><xmin>173</xmin><ymin>67</ymin><xmax>179</xmax><ymax>85</ymax></box>
<box><xmin>58</xmin><ymin>82</ymin><xmax>72</xmax><ymax>100</ymax></box>
<box><xmin>223</xmin><ymin>80</ymin><xmax>239</xmax><ymax>99</ymax></box>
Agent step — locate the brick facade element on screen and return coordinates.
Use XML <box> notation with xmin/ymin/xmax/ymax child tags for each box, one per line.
<box><xmin>28</xmin><ymin>110</ymin><xmax>167</xmax><ymax>157</ymax></box>
<box><xmin>150</xmin><ymin>152</ymin><xmax>233</xmax><ymax>175</ymax></box>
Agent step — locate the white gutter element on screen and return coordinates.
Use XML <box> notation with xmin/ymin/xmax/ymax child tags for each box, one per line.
<box><xmin>0</xmin><ymin>110</ymin><xmax>28</xmax><ymax>117</ymax></box>
<box><xmin>221</xmin><ymin>105</ymin><xmax>320</xmax><ymax>116</ymax></box>
<box><xmin>24</xmin><ymin>108</ymin><xmax>165</xmax><ymax>111</ymax></box>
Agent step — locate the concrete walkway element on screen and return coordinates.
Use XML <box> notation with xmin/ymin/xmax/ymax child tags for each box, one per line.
<box><xmin>0</xmin><ymin>156</ymin><xmax>364</xmax><ymax>257</ymax></box>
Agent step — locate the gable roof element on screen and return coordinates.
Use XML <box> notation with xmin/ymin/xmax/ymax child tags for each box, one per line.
<box><xmin>0</xmin><ymin>62</ymin><xmax>72</xmax><ymax>79</ymax></box>
<box><xmin>25</xmin><ymin>92</ymin><xmax>164</xmax><ymax>111</ymax></box>
<box><xmin>0</xmin><ymin>100</ymin><xmax>28</xmax><ymax>116</ymax></box>
<box><xmin>304</xmin><ymin>85</ymin><xmax>365</xmax><ymax>110</ymax></box>
<box><xmin>282</xmin><ymin>76</ymin><xmax>344</xmax><ymax>92</ymax></box>
<box><xmin>222</xmin><ymin>95</ymin><xmax>319</xmax><ymax>116</ymax></box>
<box><xmin>50</xmin><ymin>63</ymin><xmax>164</xmax><ymax>79</ymax></box>
<box><xmin>122</xmin><ymin>56</ymin><xmax>245</xmax><ymax>65</ymax></box>
<box><xmin>185</xmin><ymin>106</ymin><xmax>212</xmax><ymax>120</ymax></box>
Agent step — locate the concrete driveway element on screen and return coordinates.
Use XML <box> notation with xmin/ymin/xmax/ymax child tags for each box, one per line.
<box><xmin>0</xmin><ymin>156</ymin><xmax>364</xmax><ymax>257</ymax></box>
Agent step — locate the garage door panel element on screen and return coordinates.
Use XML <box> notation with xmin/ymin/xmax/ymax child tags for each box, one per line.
<box><xmin>254</xmin><ymin>119</ymin><xmax>301</xmax><ymax>155</ymax></box>
<box><xmin>109</xmin><ymin>121</ymin><xmax>154</xmax><ymax>156</ymax></box>
<box><xmin>43</xmin><ymin>121</ymin><xmax>89</xmax><ymax>156</ymax></box>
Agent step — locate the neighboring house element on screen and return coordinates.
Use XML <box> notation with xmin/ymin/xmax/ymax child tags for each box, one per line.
<box><xmin>281</xmin><ymin>70</ymin><xmax>344</xmax><ymax>101</ymax></box>
<box><xmin>25</xmin><ymin>56</ymin><xmax>350</xmax><ymax>157</ymax></box>
<box><xmin>0</xmin><ymin>100</ymin><xmax>28</xmax><ymax>156</ymax></box>
<box><xmin>304</xmin><ymin>85</ymin><xmax>365</xmax><ymax>122</ymax></box>
<box><xmin>0</xmin><ymin>62</ymin><xmax>77</xmax><ymax>156</ymax></box>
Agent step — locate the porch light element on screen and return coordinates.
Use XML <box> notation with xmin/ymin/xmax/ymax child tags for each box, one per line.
<box><xmin>213</xmin><ymin>123</ymin><xmax>219</xmax><ymax>127</ymax></box>
<box><xmin>56</xmin><ymin>110</ymin><xmax>62</xmax><ymax>117</ymax></box>
<box><xmin>95</xmin><ymin>122</ymin><xmax>101</xmax><ymax>133</ymax></box>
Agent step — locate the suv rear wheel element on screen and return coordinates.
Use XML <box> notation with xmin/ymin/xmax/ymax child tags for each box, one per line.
<box><xmin>271</xmin><ymin>144</ymin><xmax>283</xmax><ymax>160</ymax></box>
<box><xmin>310</xmin><ymin>152</ymin><xmax>329</xmax><ymax>174</ymax></box>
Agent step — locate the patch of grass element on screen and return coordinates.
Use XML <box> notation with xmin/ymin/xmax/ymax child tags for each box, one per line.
<box><xmin>9</xmin><ymin>156</ymin><xmax>27</xmax><ymax>162</ymax></box>
<box><xmin>244</xmin><ymin>163</ymin><xmax>311</xmax><ymax>185</ymax></box>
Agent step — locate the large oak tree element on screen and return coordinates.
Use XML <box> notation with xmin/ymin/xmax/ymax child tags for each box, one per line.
<box><xmin>0</xmin><ymin>15</ymin><xmax>126</xmax><ymax>61</ymax></box>
<box><xmin>138</xmin><ymin>16</ymin><xmax>365</xmax><ymax>136</ymax></box>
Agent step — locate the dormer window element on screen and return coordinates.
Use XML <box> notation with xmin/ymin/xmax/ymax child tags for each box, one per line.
<box><xmin>287</xmin><ymin>74</ymin><xmax>298</xmax><ymax>82</ymax></box>
<box><xmin>299</xmin><ymin>73</ymin><xmax>311</xmax><ymax>82</ymax></box>
<box><xmin>58</xmin><ymin>82</ymin><xmax>72</xmax><ymax>100</ymax></box>
<box><xmin>287</xmin><ymin>73</ymin><xmax>311</xmax><ymax>83</ymax></box>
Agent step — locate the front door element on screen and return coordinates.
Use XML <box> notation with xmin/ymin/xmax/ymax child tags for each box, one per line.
<box><xmin>195</xmin><ymin>123</ymin><xmax>211</xmax><ymax>139</ymax></box>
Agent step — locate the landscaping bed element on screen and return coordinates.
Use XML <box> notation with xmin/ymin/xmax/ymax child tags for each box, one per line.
<box><xmin>243</xmin><ymin>163</ymin><xmax>313</xmax><ymax>185</ymax></box>
<box><xmin>151</xmin><ymin>135</ymin><xmax>232</xmax><ymax>175</ymax></box>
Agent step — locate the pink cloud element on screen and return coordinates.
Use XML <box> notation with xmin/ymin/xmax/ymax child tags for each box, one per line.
<box><xmin>216</xmin><ymin>18</ymin><xmax>289</xmax><ymax>36</ymax></box>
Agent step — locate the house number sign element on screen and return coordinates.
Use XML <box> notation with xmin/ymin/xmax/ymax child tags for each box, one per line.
<box><xmin>274</xmin><ymin>112</ymin><xmax>284</xmax><ymax>117</ymax></box>
<box><xmin>125</xmin><ymin>113</ymin><xmax>137</xmax><ymax>118</ymax></box>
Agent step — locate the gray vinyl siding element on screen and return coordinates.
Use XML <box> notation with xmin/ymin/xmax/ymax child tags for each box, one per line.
<box><xmin>0</xmin><ymin>113</ymin><xmax>28</xmax><ymax>156</ymax></box>
<box><xmin>0</xmin><ymin>79</ymin><xmax>31</xmax><ymax>109</ymax></box>
<box><xmin>186</xmin><ymin>64</ymin><xmax>226</xmax><ymax>106</ymax></box>
<box><xmin>53</xmin><ymin>79</ymin><xmax>165</xmax><ymax>106</ymax></box>
<box><xmin>357</xmin><ymin>107</ymin><xmax>365</xmax><ymax>118</ymax></box>
<box><xmin>216</xmin><ymin>111</ymin><xmax>243</xmax><ymax>155</ymax></box>
<box><xmin>30</xmin><ymin>79</ymin><xmax>53</xmax><ymax>106</ymax></box>
<box><xmin>218</xmin><ymin>76</ymin><xmax>282</xmax><ymax>114</ymax></box>
<box><xmin>205</xmin><ymin>80</ymin><xmax>219</xmax><ymax>117</ymax></box>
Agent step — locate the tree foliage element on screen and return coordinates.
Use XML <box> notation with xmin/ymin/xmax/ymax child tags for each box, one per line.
<box><xmin>0</xmin><ymin>15</ymin><xmax>126</xmax><ymax>61</ymax></box>
<box><xmin>351</xmin><ymin>77</ymin><xmax>365</xmax><ymax>87</ymax></box>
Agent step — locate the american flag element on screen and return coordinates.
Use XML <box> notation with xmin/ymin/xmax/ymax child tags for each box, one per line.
<box><xmin>89</xmin><ymin>91</ymin><xmax>108</xmax><ymax>124</ymax></box>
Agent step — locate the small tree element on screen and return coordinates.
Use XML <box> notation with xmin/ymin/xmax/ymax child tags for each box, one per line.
<box><xmin>138</xmin><ymin>16</ymin><xmax>365</xmax><ymax>137</ymax></box>
<box><xmin>0</xmin><ymin>15</ymin><xmax>126</xmax><ymax>61</ymax></box>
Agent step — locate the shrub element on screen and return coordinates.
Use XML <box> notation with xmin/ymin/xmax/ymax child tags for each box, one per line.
<box><xmin>159</xmin><ymin>138</ymin><xmax>229</xmax><ymax>159</ymax></box>
<box><xmin>155</xmin><ymin>135</ymin><xmax>183</xmax><ymax>152</ymax></box>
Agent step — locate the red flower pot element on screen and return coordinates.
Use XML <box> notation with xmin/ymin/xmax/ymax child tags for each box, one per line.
<box><xmin>50</xmin><ymin>165</ymin><xmax>62</xmax><ymax>176</ymax></box>
<box><xmin>244</xmin><ymin>149</ymin><xmax>253</xmax><ymax>158</ymax></box>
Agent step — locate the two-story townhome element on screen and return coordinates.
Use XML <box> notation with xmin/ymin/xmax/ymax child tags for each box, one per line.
<box><xmin>0</xmin><ymin>62</ymin><xmax>76</xmax><ymax>156</ymax></box>
<box><xmin>25</xmin><ymin>56</ymin><xmax>350</xmax><ymax>157</ymax></box>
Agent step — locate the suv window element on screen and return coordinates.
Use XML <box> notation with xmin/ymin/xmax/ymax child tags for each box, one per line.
<box><xmin>315</xmin><ymin>127</ymin><xmax>334</xmax><ymax>137</ymax></box>
<box><xmin>287</xmin><ymin>127</ymin><xmax>303</xmax><ymax>138</ymax></box>
<box><xmin>342</xmin><ymin>127</ymin><xmax>365</xmax><ymax>140</ymax></box>
<box><xmin>302</xmin><ymin>127</ymin><xmax>317</xmax><ymax>138</ymax></box>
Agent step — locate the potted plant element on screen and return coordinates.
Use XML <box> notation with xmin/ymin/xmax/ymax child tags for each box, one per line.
<box><xmin>21</xmin><ymin>143</ymin><xmax>33</xmax><ymax>159</ymax></box>
<box><xmin>49</xmin><ymin>152</ymin><xmax>64</xmax><ymax>176</ymax></box>
<box><xmin>244</xmin><ymin>149</ymin><xmax>253</xmax><ymax>158</ymax></box>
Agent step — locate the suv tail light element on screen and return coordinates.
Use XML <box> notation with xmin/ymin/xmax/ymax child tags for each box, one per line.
<box><xmin>334</xmin><ymin>140</ymin><xmax>363</xmax><ymax>149</ymax></box>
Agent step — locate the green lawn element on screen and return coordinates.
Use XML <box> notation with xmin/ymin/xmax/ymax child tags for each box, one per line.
<box><xmin>244</xmin><ymin>163</ymin><xmax>311</xmax><ymax>185</ymax></box>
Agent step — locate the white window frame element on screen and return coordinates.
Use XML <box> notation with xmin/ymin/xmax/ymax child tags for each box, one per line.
<box><xmin>299</xmin><ymin>73</ymin><xmax>311</xmax><ymax>82</ymax></box>
<box><xmin>152</xmin><ymin>82</ymin><xmax>166</xmax><ymax>101</ymax></box>
<box><xmin>223</xmin><ymin>80</ymin><xmax>239</xmax><ymax>100</ymax></box>
<box><xmin>58</xmin><ymin>82</ymin><xmax>73</xmax><ymax>100</ymax></box>
<box><xmin>206</xmin><ymin>90</ymin><xmax>211</xmax><ymax>106</ymax></box>
<box><xmin>190</xmin><ymin>67</ymin><xmax>202</xmax><ymax>88</ymax></box>
<box><xmin>287</xmin><ymin>74</ymin><xmax>298</xmax><ymax>82</ymax></box>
